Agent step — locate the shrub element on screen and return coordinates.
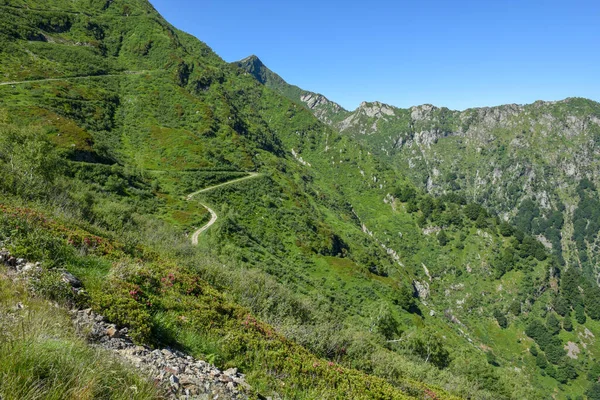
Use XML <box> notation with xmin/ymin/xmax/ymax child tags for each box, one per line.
<box><xmin>406</xmin><ymin>329</ymin><xmax>451</xmax><ymax>369</ymax></box>
<box><xmin>494</xmin><ymin>309</ymin><xmax>508</xmax><ymax>329</ymax></box>
<box><xmin>563</xmin><ymin>316</ymin><xmax>573</xmax><ymax>332</ymax></box>
<box><xmin>547</xmin><ymin>313</ymin><xmax>560</xmax><ymax>335</ymax></box>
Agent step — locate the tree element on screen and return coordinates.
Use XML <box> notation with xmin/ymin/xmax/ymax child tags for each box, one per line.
<box><xmin>585</xmin><ymin>286</ymin><xmax>600</xmax><ymax>320</ymax></box>
<box><xmin>563</xmin><ymin>316</ymin><xmax>573</xmax><ymax>332</ymax></box>
<box><xmin>394</xmin><ymin>184</ymin><xmax>416</xmax><ymax>202</ymax></box>
<box><xmin>509</xmin><ymin>300</ymin><xmax>521</xmax><ymax>316</ymax></box>
<box><xmin>499</xmin><ymin>221</ymin><xmax>515</xmax><ymax>237</ymax></box>
<box><xmin>437</xmin><ymin>230</ymin><xmax>449</xmax><ymax>246</ymax></box>
<box><xmin>526</xmin><ymin>319</ymin><xmax>555</xmax><ymax>350</ymax></box>
<box><xmin>494</xmin><ymin>309</ymin><xmax>508</xmax><ymax>329</ymax></box>
<box><xmin>475</xmin><ymin>213</ymin><xmax>488</xmax><ymax>229</ymax></box>
<box><xmin>535</xmin><ymin>353</ymin><xmax>548</xmax><ymax>369</ymax></box>
<box><xmin>369</xmin><ymin>302</ymin><xmax>400</xmax><ymax>340</ymax></box>
<box><xmin>545</xmin><ymin>343</ymin><xmax>566</xmax><ymax>364</ymax></box>
<box><xmin>575</xmin><ymin>303</ymin><xmax>587</xmax><ymax>324</ymax></box>
<box><xmin>553</xmin><ymin>296</ymin><xmax>569</xmax><ymax>317</ymax></box>
<box><xmin>587</xmin><ymin>383</ymin><xmax>600</xmax><ymax>400</ymax></box>
<box><xmin>420</xmin><ymin>197</ymin><xmax>435</xmax><ymax>218</ymax></box>
<box><xmin>547</xmin><ymin>313</ymin><xmax>560</xmax><ymax>335</ymax></box>
<box><xmin>464</xmin><ymin>203</ymin><xmax>483</xmax><ymax>221</ymax></box>
<box><xmin>556</xmin><ymin>362</ymin><xmax>578</xmax><ymax>383</ymax></box>
<box><xmin>529</xmin><ymin>344</ymin><xmax>538</xmax><ymax>357</ymax></box>
<box><xmin>588</xmin><ymin>363</ymin><xmax>600</xmax><ymax>382</ymax></box>
<box><xmin>395</xmin><ymin>284</ymin><xmax>416</xmax><ymax>312</ymax></box>
<box><xmin>406</xmin><ymin>329</ymin><xmax>451</xmax><ymax>369</ymax></box>
<box><xmin>407</xmin><ymin>200</ymin><xmax>419</xmax><ymax>213</ymax></box>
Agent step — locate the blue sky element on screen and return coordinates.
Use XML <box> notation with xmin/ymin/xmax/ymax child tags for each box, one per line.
<box><xmin>150</xmin><ymin>0</ymin><xmax>600</xmax><ymax>111</ymax></box>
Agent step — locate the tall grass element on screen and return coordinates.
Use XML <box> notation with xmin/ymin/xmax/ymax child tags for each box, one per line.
<box><xmin>0</xmin><ymin>275</ymin><xmax>162</xmax><ymax>400</ymax></box>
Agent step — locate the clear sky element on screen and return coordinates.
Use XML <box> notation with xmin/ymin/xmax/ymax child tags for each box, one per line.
<box><xmin>149</xmin><ymin>0</ymin><xmax>599</xmax><ymax>111</ymax></box>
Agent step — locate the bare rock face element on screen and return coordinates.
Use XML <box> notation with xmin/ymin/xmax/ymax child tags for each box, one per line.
<box><xmin>410</xmin><ymin>104</ymin><xmax>437</xmax><ymax>121</ymax></box>
<box><xmin>413</xmin><ymin>280</ymin><xmax>430</xmax><ymax>299</ymax></box>
<box><xmin>300</xmin><ymin>92</ymin><xmax>345</xmax><ymax>124</ymax></box>
<box><xmin>358</xmin><ymin>101</ymin><xmax>395</xmax><ymax>118</ymax></box>
<box><xmin>301</xmin><ymin>93</ymin><xmax>330</xmax><ymax>110</ymax></box>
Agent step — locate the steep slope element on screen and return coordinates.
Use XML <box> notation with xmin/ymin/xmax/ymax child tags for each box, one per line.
<box><xmin>332</xmin><ymin>99</ymin><xmax>600</xmax><ymax>279</ymax></box>
<box><xmin>1</xmin><ymin>2</ymin><xmax>600</xmax><ymax>399</ymax></box>
<box><xmin>234</xmin><ymin>55</ymin><xmax>349</xmax><ymax>125</ymax></box>
<box><xmin>236</xmin><ymin>57</ymin><xmax>600</xmax><ymax>287</ymax></box>
<box><xmin>236</xmin><ymin>57</ymin><xmax>600</xmax><ymax>399</ymax></box>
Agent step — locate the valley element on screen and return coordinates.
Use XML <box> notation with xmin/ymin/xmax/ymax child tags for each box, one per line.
<box><xmin>0</xmin><ymin>1</ymin><xmax>599</xmax><ymax>399</ymax></box>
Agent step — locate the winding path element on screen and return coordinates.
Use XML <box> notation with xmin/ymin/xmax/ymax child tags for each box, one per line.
<box><xmin>187</xmin><ymin>172</ymin><xmax>261</xmax><ymax>245</ymax></box>
<box><xmin>0</xmin><ymin>71</ymin><xmax>148</xmax><ymax>86</ymax></box>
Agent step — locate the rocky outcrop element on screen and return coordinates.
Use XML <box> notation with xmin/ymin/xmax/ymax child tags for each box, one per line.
<box><xmin>358</xmin><ymin>101</ymin><xmax>395</xmax><ymax>118</ymax></box>
<box><xmin>413</xmin><ymin>280</ymin><xmax>430</xmax><ymax>299</ymax></box>
<box><xmin>73</xmin><ymin>308</ymin><xmax>250</xmax><ymax>399</ymax></box>
<box><xmin>301</xmin><ymin>93</ymin><xmax>332</xmax><ymax>110</ymax></box>
<box><xmin>299</xmin><ymin>92</ymin><xmax>346</xmax><ymax>124</ymax></box>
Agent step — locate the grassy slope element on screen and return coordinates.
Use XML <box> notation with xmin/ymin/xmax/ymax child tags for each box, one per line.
<box><xmin>0</xmin><ymin>262</ymin><xmax>161</xmax><ymax>399</ymax></box>
<box><xmin>236</xmin><ymin>56</ymin><xmax>600</xmax><ymax>282</ymax></box>
<box><xmin>0</xmin><ymin>0</ymin><xmax>599</xmax><ymax>399</ymax></box>
<box><xmin>235</xmin><ymin>51</ymin><xmax>600</xmax><ymax>400</ymax></box>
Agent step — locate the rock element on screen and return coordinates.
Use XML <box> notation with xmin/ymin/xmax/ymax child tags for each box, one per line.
<box><xmin>18</xmin><ymin>263</ymin><xmax>35</xmax><ymax>273</ymax></box>
<box><xmin>106</xmin><ymin>325</ymin><xmax>121</xmax><ymax>338</ymax></box>
<box><xmin>413</xmin><ymin>280</ymin><xmax>430</xmax><ymax>299</ymax></box>
<box><xmin>0</xmin><ymin>250</ymin><xmax>9</xmax><ymax>264</ymax></box>
<box><xmin>224</xmin><ymin>368</ymin><xmax>237</xmax><ymax>376</ymax></box>
<box><xmin>61</xmin><ymin>271</ymin><xmax>82</xmax><ymax>287</ymax></box>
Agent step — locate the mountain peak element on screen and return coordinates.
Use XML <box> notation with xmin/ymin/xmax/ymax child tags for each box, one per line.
<box><xmin>235</xmin><ymin>54</ymin><xmax>270</xmax><ymax>84</ymax></box>
<box><xmin>234</xmin><ymin>55</ymin><xmax>348</xmax><ymax>116</ymax></box>
<box><xmin>240</xmin><ymin>54</ymin><xmax>262</xmax><ymax>65</ymax></box>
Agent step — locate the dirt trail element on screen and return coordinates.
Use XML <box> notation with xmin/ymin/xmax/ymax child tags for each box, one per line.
<box><xmin>187</xmin><ymin>173</ymin><xmax>260</xmax><ymax>245</ymax></box>
<box><xmin>0</xmin><ymin>71</ymin><xmax>148</xmax><ymax>86</ymax></box>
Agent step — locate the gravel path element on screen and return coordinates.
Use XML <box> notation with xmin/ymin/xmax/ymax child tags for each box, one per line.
<box><xmin>186</xmin><ymin>173</ymin><xmax>261</xmax><ymax>245</ymax></box>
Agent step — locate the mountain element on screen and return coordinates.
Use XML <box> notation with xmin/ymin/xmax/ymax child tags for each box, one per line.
<box><xmin>234</xmin><ymin>55</ymin><xmax>349</xmax><ymax>125</ymax></box>
<box><xmin>236</xmin><ymin>55</ymin><xmax>600</xmax><ymax>399</ymax></box>
<box><xmin>237</xmin><ymin>56</ymin><xmax>600</xmax><ymax>288</ymax></box>
<box><xmin>346</xmin><ymin>99</ymin><xmax>600</xmax><ymax>281</ymax></box>
<box><xmin>0</xmin><ymin>1</ymin><xmax>599</xmax><ymax>399</ymax></box>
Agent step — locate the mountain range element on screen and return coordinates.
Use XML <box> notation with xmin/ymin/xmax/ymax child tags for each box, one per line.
<box><xmin>237</xmin><ymin>55</ymin><xmax>600</xmax><ymax>282</ymax></box>
<box><xmin>0</xmin><ymin>1</ymin><xmax>599</xmax><ymax>399</ymax></box>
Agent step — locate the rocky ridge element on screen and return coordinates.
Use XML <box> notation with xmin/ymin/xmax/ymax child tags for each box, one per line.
<box><xmin>0</xmin><ymin>249</ymin><xmax>251</xmax><ymax>400</ymax></box>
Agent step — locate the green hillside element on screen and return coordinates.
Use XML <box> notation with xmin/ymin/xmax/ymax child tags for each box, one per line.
<box><xmin>244</xmin><ymin>58</ymin><xmax>600</xmax><ymax>282</ymax></box>
<box><xmin>1</xmin><ymin>1</ymin><xmax>600</xmax><ymax>399</ymax></box>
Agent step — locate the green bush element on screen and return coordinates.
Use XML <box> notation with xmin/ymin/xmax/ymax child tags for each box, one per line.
<box><xmin>494</xmin><ymin>309</ymin><xmax>508</xmax><ymax>329</ymax></box>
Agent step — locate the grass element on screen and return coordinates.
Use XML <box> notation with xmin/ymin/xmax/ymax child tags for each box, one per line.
<box><xmin>1</xmin><ymin>1</ymin><xmax>599</xmax><ymax>398</ymax></box>
<box><xmin>0</xmin><ymin>269</ymin><xmax>162</xmax><ymax>400</ymax></box>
